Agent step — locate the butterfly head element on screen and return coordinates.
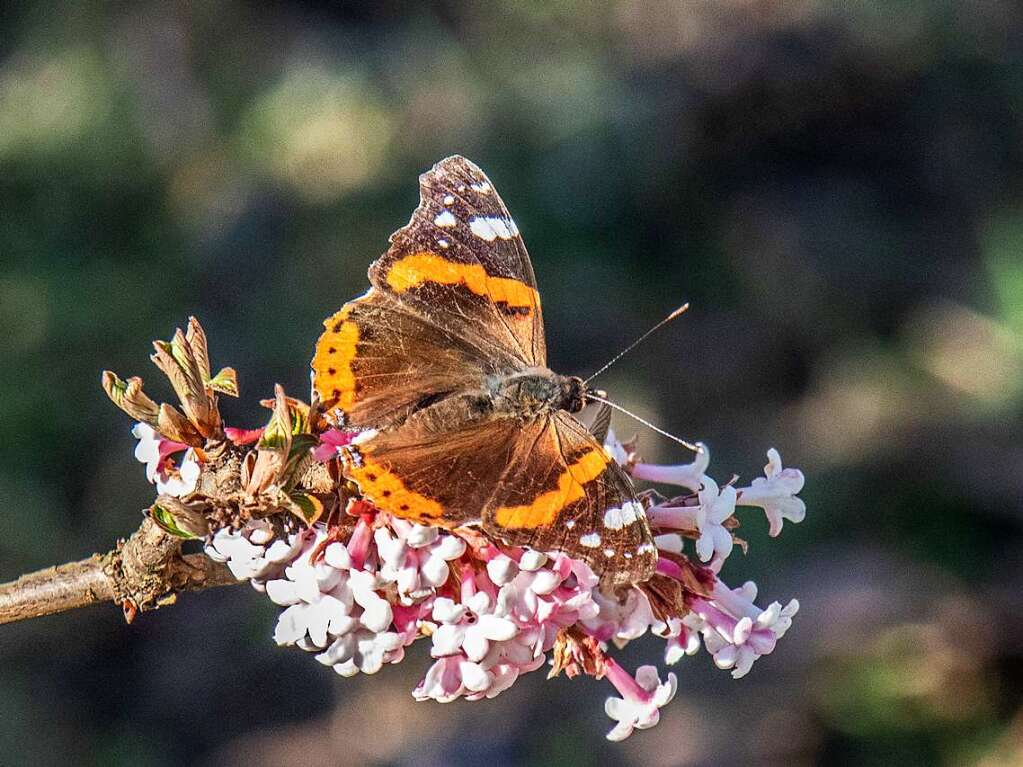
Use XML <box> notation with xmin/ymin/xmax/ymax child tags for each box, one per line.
<box><xmin>559</xmin><ymin>375</ymin><xmax>588</xmax><ymax>414</ymax></box>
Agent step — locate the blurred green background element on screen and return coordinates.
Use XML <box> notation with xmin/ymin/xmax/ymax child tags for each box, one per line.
<box><xmin>2</xmin><ymin>2</ymin><xmax>1022</xmax><ymax>765</ymax></box>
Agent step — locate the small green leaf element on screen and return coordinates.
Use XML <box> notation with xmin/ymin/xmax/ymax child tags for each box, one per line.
<box><xmin>289</xmin><ymin>493</ymin><xmax>325</xmax><ymax>525</ymax></box>
<box><xmin>148</xmin><ymin>500</ymin><xmax>209</xmax><ymax>539</ymax></box>
<box><xmin>101</xmin><ymin>371</ymin><xmax>159</xmax><ymax>424</ymax></box>
<box><xmin>258</xmin><ymin>384</ymin><xmax>294</xmax><ymax>452</ymax></box>
<box><xmin>287</xmin><ymin>433</ymin><xmax>320</xmax><ymax>461</ymax></box>
<box><xmin>207</xmin><ymin>366</ymin><xmax>239</xmax><ymax>397</ymax></box>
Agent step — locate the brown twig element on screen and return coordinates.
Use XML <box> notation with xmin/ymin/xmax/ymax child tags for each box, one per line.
<box><xmin>0</xmin><ymin>517</ymin><xmax>239</xmax><ymax>626</ymax></box>
<box><xmin>3</xmin><ymin>317</ymin><xmax>333</xmax><ymax>627</ymax></box>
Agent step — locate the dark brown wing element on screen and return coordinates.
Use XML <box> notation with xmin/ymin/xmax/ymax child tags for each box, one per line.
<box><xmin>481</xmin><ymin>411</ymin><xmax>657</xmax><ymax>587</ymax></box>
<box><xmin>312</xmin><ymin>289</ymin><xmax>514</xmax><ymax>430</ymax></box>
<box><xmin>368</xmin><ymin>155</ymin><xmax>546</xmax><ymax>366</ymax></box>
<box><xmin>341</xmin><ymin>398</ymin><xmax>523</xmax><ymax>528</ymax></box>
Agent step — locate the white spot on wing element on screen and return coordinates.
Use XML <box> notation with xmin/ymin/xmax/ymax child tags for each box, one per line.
<box><xmin>603</xmin><ymin>548</ymin><xmax>616</xmax><ymax>558</ymax></box>
<box><xmin>579</xmin><ymin>532</ymin><xmax>601</xmax><ymax>548</ymax></box>
<box><xmin>603</xmin><ymin>501</ymin><xmax>643</xmax><ymax>530</ymax></box>
<box><xmin>434</xmin><ymin>210</ymin><xmax>457</xmax><ymax>228</ymax></box>
<box><xmin>471</xmin><ymin>181</ymin><xmax>492</xmax><ymax>193</ymax></box>
<box><xmin>443</xmin><ymin>195</ymin><xmax>455</xmax><ymax>205</ymax></box>
<box><xmin>564</xmin><ymin>519</ymin><xmax>575</xmax><ymax>529</ymax></box>
<box><xmin>469</xmin><ymin>217</ymin><xmax>496</xmax><ymax>241</ymax></box>
<box><xmin>469</xmin><ymin>216</ymin><xmax>518</xmax><ymax>241</ymax></box>
<box><xmin>437</xmin><ymin>238</ymin><xmax>449</xmax><ymax>249</ymax></box>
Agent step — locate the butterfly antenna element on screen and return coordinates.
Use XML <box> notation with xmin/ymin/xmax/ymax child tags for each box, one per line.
<box><xmin>585</xmin><ymin>391</ymin><xmax>703</xmax><ymax>454</ymax></box>
<box><xmin>584</xmin><ymin>303</ymin><xmax>690</xmax><ymax>384</ymax></box>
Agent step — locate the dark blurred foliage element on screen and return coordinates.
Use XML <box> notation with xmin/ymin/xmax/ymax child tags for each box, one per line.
<box><xmin>2</xmin><ymin>1</ymin><xmax>1023</xmax><ymax>765</ymax></box>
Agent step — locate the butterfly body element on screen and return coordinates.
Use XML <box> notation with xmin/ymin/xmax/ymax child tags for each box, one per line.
<box><xmin>486</xmin><ymin>368</ymin><xmax>587</xmax><ymax>419</ymax></box>
<box><xmin>312</xmin><ymin>156</ymin><xmax>658</xmax><ymax>587</ymax></box>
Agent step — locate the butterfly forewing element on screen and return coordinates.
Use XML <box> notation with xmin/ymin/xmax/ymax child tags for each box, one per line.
<box><xmin>369</xmin><ymin>156</ymin><xmax>545</xmax><ymax>366</ymax></box>
<box><xmin>312</xmin><ymin>289</ymin><xmax>510</xmax><ymax>429</ymax></box>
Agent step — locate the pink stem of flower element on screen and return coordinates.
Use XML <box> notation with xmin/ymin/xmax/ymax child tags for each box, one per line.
<box><xmin>708</xmin><ymin>581</ymin><xmax>757</xmax><ymax>620</ymax></box>
<box><xmin>603</xmin><ymin>658</ymin><xmax>651</xmax><ymax>704</ymax></box>
<box><xmin>347</xmin><ymin>518</ymin><xmax>373</xmax><ymax>571</ymax></box>
<box><xmin>392</xmin><ymin>603</ymin><xmax>422</xmax><ymax>634</ymax></box>
<box><xmin>691</xmin><ymin>598</ymin><xmax>735</xmax><ymax>631</ymax></box>
<box><xmin>631</xmin><ymin>463</ymin><xmax>700</xmax><ymax>490</ymax></box>
<box><xmin>647</xmin><ymin>504</ymin><xmax>699</xmax><ymax>532</ymax></box>
<box><xmin>460</xmin><ymin>562</ymin><xmax>478</xmax><ymax>602</ymax></box>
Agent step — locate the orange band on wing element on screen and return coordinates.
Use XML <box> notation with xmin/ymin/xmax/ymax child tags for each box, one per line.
<box><xmin>312</xmin><ymin>304</ymin><xmax>359</xmax><ymax>411</ymax></box>
<box><xmin>347</xmin><ymin>456</ymin><xmax>445</xmax><ymax>523</ymax></box>
<box><xmin>493</xmin><ymin>449</ymin><xmax>609</xmax><ymax>529</ymax></box>
<box><xmin>385</xmin><ymin>251</ymin><xmax>539</xmax><ymax>310</ymax></box>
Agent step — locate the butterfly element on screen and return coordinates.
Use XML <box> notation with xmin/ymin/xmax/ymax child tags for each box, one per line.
<box><xmin>311</xmin><ymin>156</ymin><xmax>657</xmax><ymax>586</ymax></box>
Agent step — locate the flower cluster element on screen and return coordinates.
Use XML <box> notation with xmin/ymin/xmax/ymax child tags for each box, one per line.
<box><xmin>132</xmin><ymin>420</ymin><xmax>807</xmax><ymax>741</ymax></box>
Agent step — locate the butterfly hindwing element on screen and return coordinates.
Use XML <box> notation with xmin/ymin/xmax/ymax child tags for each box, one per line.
<box><xmin>341</xmin><ymin>402</ymin><xmax>524</xmax><ymax>528</ymax></box>
<box><xmin>368</xmin><ymin>156</ymin><xmax>546</xmax><ymax>367</ymax></box>
<box><xmin>344</xmin><ymin>407</ymin><xmax>656</xmax><ymax>586</ymax></box>
<box><xmin>481</xmin><ymin>411</ymin><xmax>658</xmax><ymax>587</ymax></box>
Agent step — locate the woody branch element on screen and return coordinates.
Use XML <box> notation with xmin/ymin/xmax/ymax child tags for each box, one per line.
<box><xmin>1</xmin><ymin>317</ymin><xmax>336</xmax><ymax>627</ymax></box>
<box><xmin>0</xmin><ymin>517</ymin><xmax>238</xmax><ymax>625</ymax></box>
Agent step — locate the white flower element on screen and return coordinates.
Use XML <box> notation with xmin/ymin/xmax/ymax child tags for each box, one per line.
<box><xmin>654</xmin><ymin>533</ymin><xmax>684</xmax><ymax>553</ymax></box>
<box><xmin>691</xmin><ymin>579</ymin><xmax>799</xmax><ymax>679</ymax></box>
<box><xmin>664</xmin><ymin>614</ymin><xmax>704</xmax><ymax>665</ymax></box>
<box><xmin>630</xmin><ymin>443</ymin><xmax>710</xmax><ymax>492</ymax></box>
<box><xmin>414</xmin><ymin>655</ymin><xmax>491</xmax><ymax>702</ymax></box>
<box><xmin>204</xmin><ymin>523</ymin><xmax>306</xmax><ymax>584</ymax></box>
<box><xmin>375</xmin><ymin>523</ymin><xmax>466</xmax><ymax>602</ymax></box>
<box><xmin>486</xmin><ymin>553</ymin><xmax>519</xmax><ymax>585</ymax></box>
<box><xmin>582</xmin><ymin>586</ymin><xmax>656</xmax><ymax>644</ymax></box>
<box><xmin>131</xmin><ymin>422</ymin><xmax>199</xmax><ymax>497</ymax></box>
<box><xmin>694</xmin><ymin>477</ymin><xmax>737</xmax><ymax>563</ymax></box>
<box><xmin>603</xmin><ymin>661</ymin><xmax>678</xmax><ymax>741</ymax></box>
<box><xmin>316</xmin><ymin>628</ymin><xmax>405</xmax><ymax>676</ymax></box>
<box><xmin>736</xmin><ymin>448</ymin><xmax>806</xmax><ymax>536</ymax></box>
<box><xmin>156</xmin><ymin>449</ymin><xmax>200</xmax><ymax>497</ymax></box>
<box><xmin>258</xmin><ymin>529</ymin><xmax>414</xmax><ymax>677</ymax></box>
<box><xmin>430</xmin><ymin>594</ymin><xmax>519</xmax><ymax>663</ymax></box>
<box><xmin>132</xmin><ymin>423</ymin><xmax>164</xmax><ymax>482</ymax></box>
<box><xmin>269</xmin><ymin>555</ymin><xmax>354</xmax><ymax>649</ymax></box>
<box><xmin>603</xmin><ymin>428</ymin><xmax>631</xmax><ymax>466</ymax></box>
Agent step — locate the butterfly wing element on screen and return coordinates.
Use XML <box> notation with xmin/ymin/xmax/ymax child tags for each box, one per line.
<box><xmin>346</xmin><ymin>406</ymin><xmax>657</xmax><ymax>586</ymax></box>
<box><xmin>342</xmin><ymin>399</ymin><xmax>526</xmax><ymax>528</ymax></box>
<box><xmin>577</xmin><ymin>401</ymin><xmax>613</xmax><ymax>444</ymax></box>
<box><xmin>312</xmin><ymin>289</ymin><xmax>515</xmax><ymax>429</ymax></box>
<box><xmin>368</xmin><ymin>155</ymin><xmax>546</xmax><ymax>367</ymax></box>
<box><xmin>313</xmin><ymin>155</ymin><xmax>545</xmax><ymax>428</ymax></box>
<box><xmin>482</xmin><ymin>411</ymin><xmax>657</xmax><ymax>587</ymax></box>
